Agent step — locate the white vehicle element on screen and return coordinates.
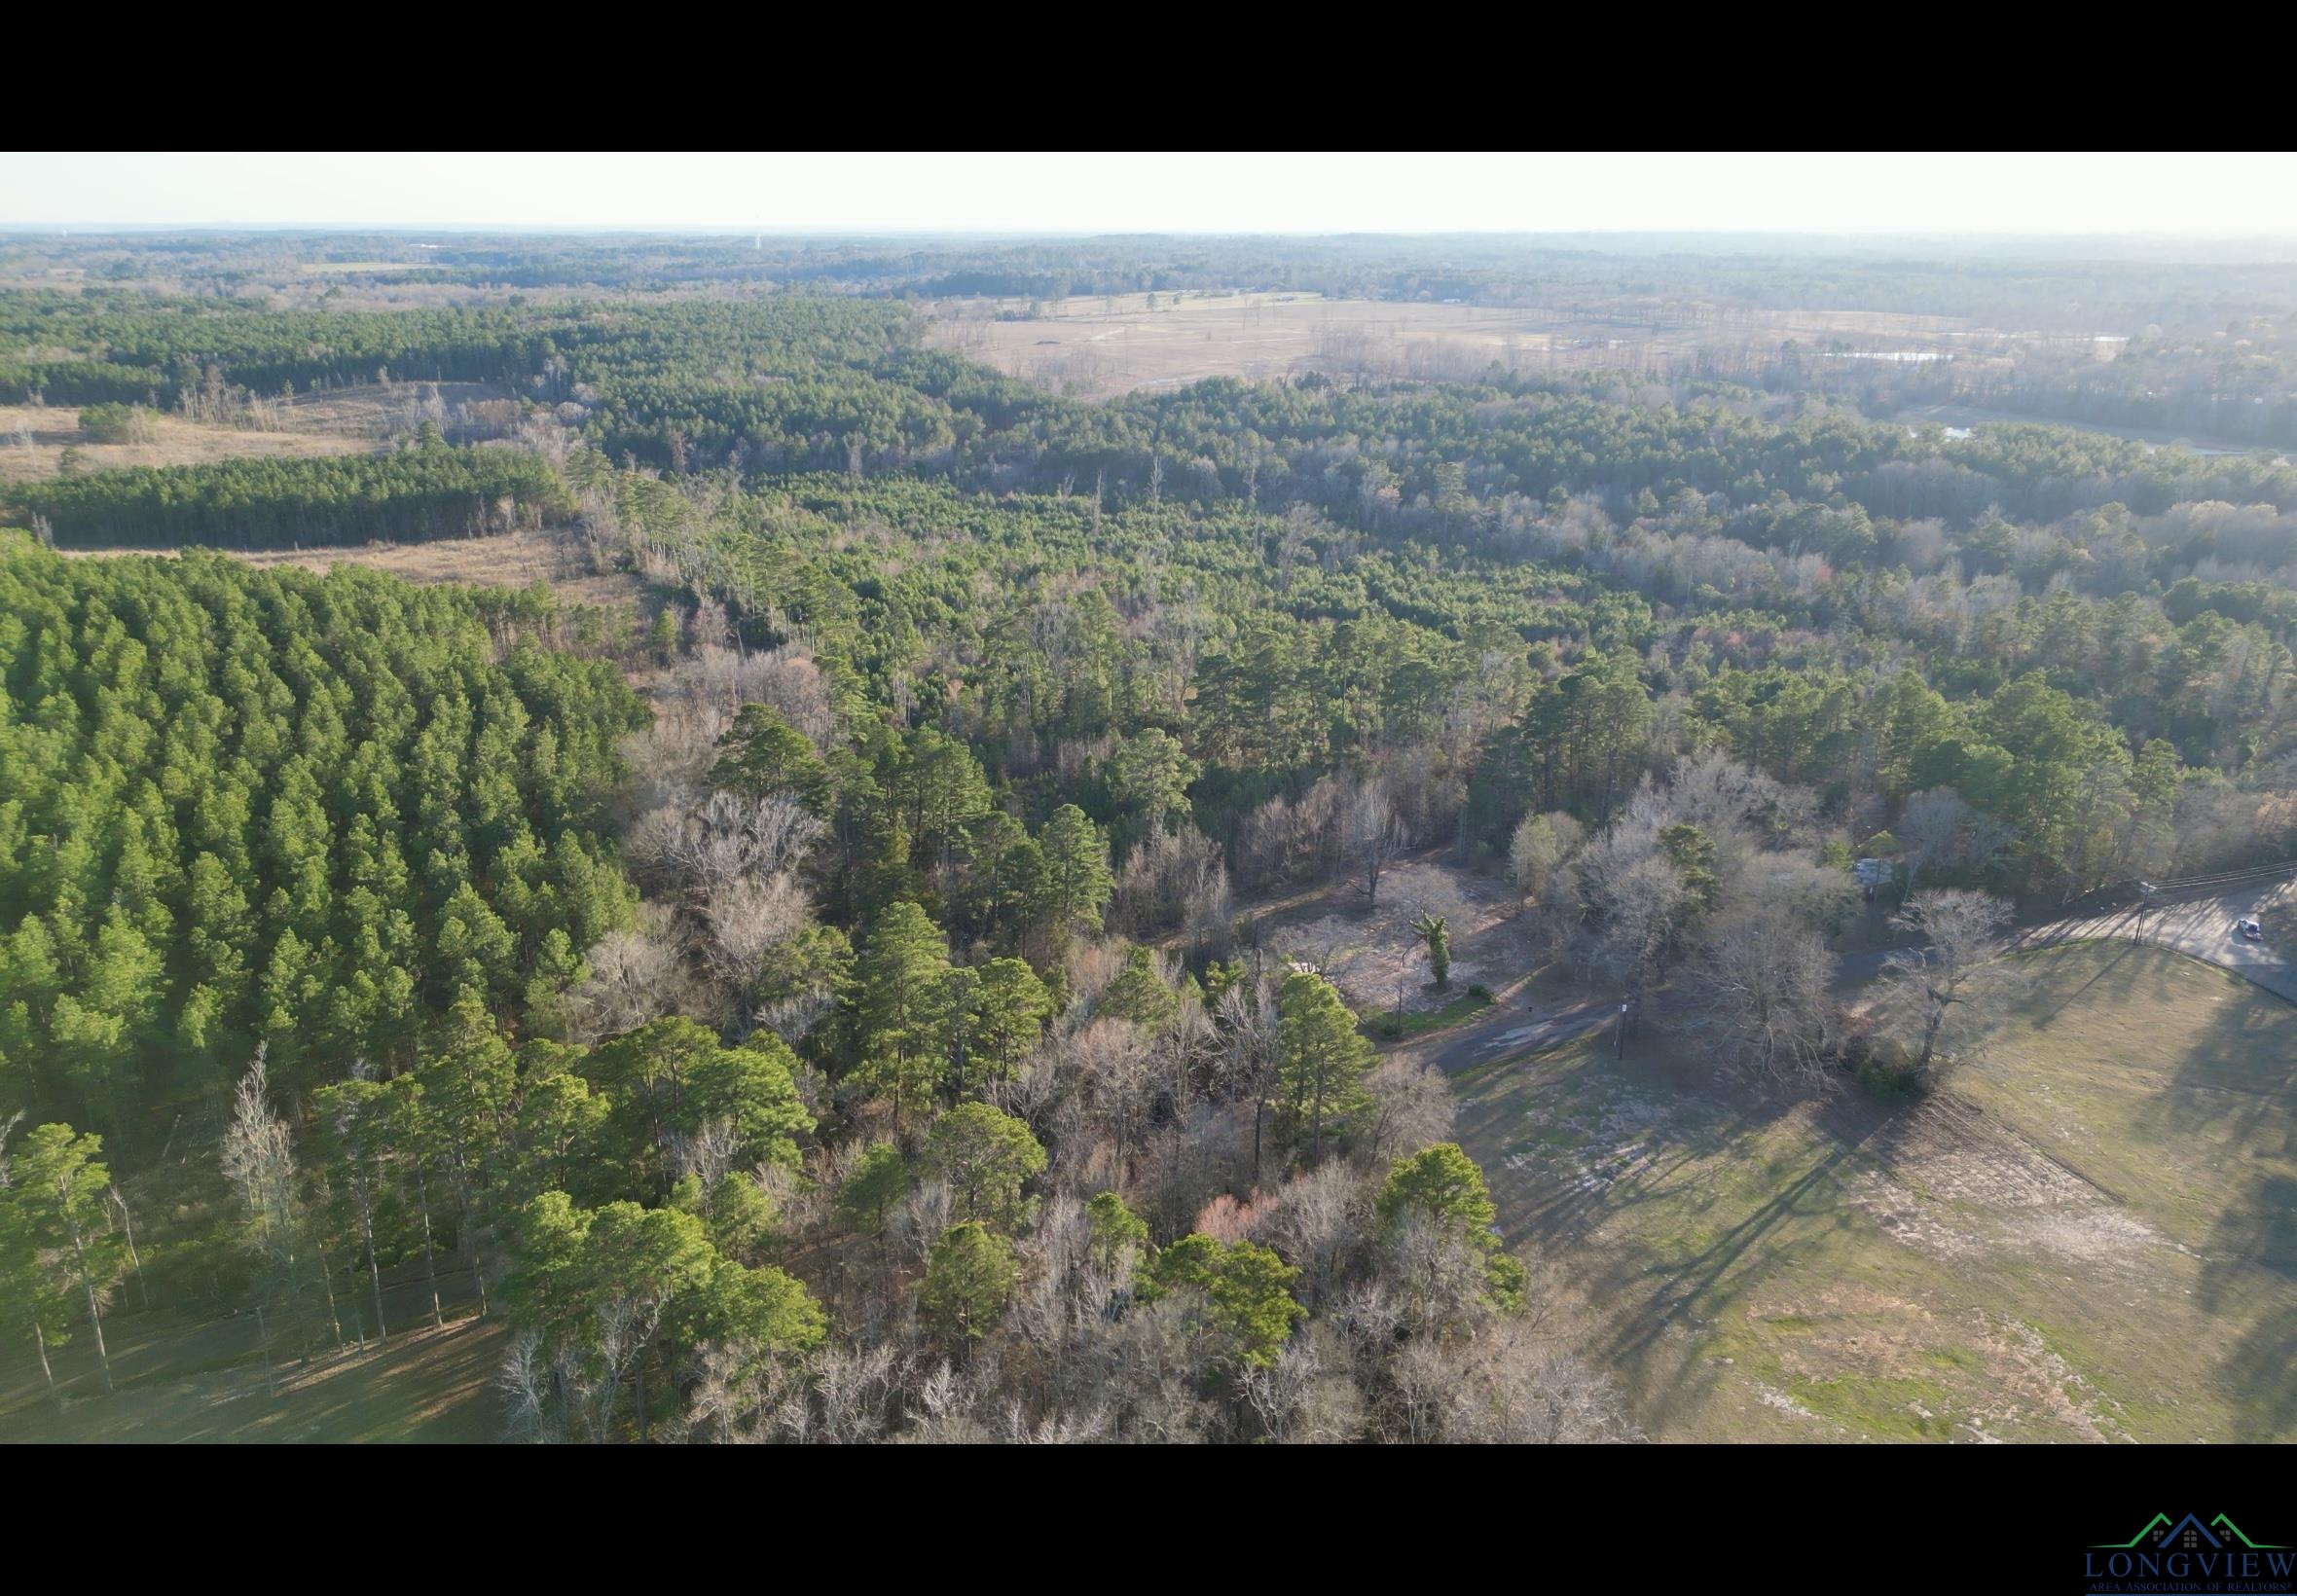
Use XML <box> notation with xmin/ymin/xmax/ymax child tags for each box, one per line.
<box><xmin>2237</xmin><ymin>918</ymin><xmax>2264</xmax><ymax>941</ymax></box>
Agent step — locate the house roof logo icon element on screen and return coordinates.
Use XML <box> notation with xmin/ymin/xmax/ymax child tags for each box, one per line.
<box><xmin>2096</xmin><ymin>1513</ymin><xmax>2290</xmax><ymax>1551</ymax></box>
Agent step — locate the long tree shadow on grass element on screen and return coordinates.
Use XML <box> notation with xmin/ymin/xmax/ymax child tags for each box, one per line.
<box><xmin>2198</xmin><ymin>1175</ymin><xmax>2297</xmax><ymax>1442</ymax></box>
<box><xmin>2134</xmin><ymin>957</ymin><xmax>2297</xmax><ymax>1153</ymax></box>
<box><xmin>1592</xmin><ymin>1093</ymin><xmax>1890</xmax><ymax>1422</ymax></box>
<box><xmin>1471</xmin><ymin>1033</ymin><xmax>1821</xmax><ymax>1251</ymax></box>
<box><xmin>1464</xmin><ymin>1032</ymin><xmax>1893</xmax><ymax>1427</ymax></box>
<box><xmin>2102</xmin><ymin>952</ymin><xmax>2297</xmax><ymax>1442</ymax></box>
<box><xmin>2026</xmin><ymin>940</ymin><xmax>2138</xmax><ymax>1028</ymax></box>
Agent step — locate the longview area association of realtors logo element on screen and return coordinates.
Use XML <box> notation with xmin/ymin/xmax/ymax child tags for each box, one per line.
<box><xmin>2085</xmin><ymin>1513</ymin><xmax>2295</xmax><ymax>1595</ymax></box>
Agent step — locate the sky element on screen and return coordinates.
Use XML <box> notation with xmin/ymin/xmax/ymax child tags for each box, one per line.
<box><xmin>4</xmin><ymin>152</ymin><xmax>2294</xmax><ymax>236</ymax></box>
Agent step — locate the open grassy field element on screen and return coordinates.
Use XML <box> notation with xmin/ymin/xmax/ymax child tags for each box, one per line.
<box><xmin>1455</xmin><ymin>941</ymin><xmax>2297</xmax><ymax>1442</ymax></box>
<box><xmin>56</xmin><ymin>526</ymin><xmax>649</xmax><ymax>612</ymax></box>
<box><xmin>0</xmin><ymin>403</ymin><xmax>375</xmax><ymax>484</ymax></box>
<box><xmin>934</xmin><ymin>292</ymin><xmax>1550</xmax><ymax>397</ymax></box>
<box><xmin>0</xmin><ymin>1242</ymin><xmax>503</xmax><ymax>1446</ymax></box>
<box><xmin>1</xmin><ymin>382</ymin><xmax>516</xmax><ymax>487</ymax></box>
<box><xmin>0</xmin><ymin>1313</ymin><xmax>505</xmax><ymax>1451</ymax></box>
<box><xmin>928</xmin><ymin>290</ymin><xmax>2004</xmax><ymax>400</ymax></box>
<box><xmin>277</xmin><ymin>381</ymin><xmax>514</xmax><ymax>437</ymax></box>
<box><xmin>203</xmin><ymin>526</ymin><xmax>643</xmax><ymax>610</ymax></box>
<box><xmin>0</xmin><ymin>1316</ymin><xmax>505</xmax><ymax>1444</ymax></box>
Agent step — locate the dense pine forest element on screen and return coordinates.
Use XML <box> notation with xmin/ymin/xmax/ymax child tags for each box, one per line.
<box><xmin>8</xmin><ymin>445</ymin><xmax>570</xmax><ymax>547</ymax></box>
<box><xmin>0</xmin><ymin>545</ymin><xmax>644</xmax><ymax>1134</ymax></box>
<box><xmin>2</xmin><ymin>230</ymin><xmax>2294</xmax><ymax>1444</ymax></box>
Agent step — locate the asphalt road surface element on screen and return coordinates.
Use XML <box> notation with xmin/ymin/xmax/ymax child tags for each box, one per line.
<box><xmin>2009</xmin><ymin>876</ymin><xmax>2297</xmax><ymax>1002</ymax></box>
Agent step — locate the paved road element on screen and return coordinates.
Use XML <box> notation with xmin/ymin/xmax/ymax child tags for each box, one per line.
<box><xmin>1833</xmin><ymin>878</ymin><xmax>2297</xmax><ymax>1002</ymax></box>
<box><xmin>2015</xmin><ymin>876</ymin><xmax>2297</xmax><ymax>1003</ymax></box>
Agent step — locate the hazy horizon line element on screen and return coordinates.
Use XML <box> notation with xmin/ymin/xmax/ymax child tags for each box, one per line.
<box><xmin>7</xmin><ymin>223</ymin><xmax>2297</xmax><ymax>245</ymax></box>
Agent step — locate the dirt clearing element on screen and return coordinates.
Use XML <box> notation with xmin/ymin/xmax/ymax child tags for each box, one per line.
<box><xmin>1236</xmin><ymin>852</ymin><xmax>1539</xmax><ymax>1017</ymax></box>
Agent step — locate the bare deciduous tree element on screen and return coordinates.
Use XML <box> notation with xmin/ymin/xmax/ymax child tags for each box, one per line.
<box><xmin>1365</xmin><ymin>1058</ymin><xmax>1455</xmax><ymax>1166</ymax></box>
<box><xmin>1383</xmin><ymin>1319</ymin><xmax>1638</xmax><ymax>1443</ymax></box>
<box><xmin>1684</xmin><ymin>912</ymin><xmax>1839</xmax><ymax>1086</ymax></box>
<box><xmin>220</xmin><ymin>1046</ymin><xmax>343</xmax><ymax>1351</ymax></box>
<box><xmin>1112</xmin><ymin>821</ymin><xmax>1231</xmax><ymax>945</ymax></box>
<box><xmin>1879</xmin><ymin>889</ymin><xmax>2017</xmax><ymax>1075</ymax></box>
<box><xmin>628</xmin><ymin>790</ymin><xmax>822</xmax><ymax>898</ymax></box>
<box><xmin>500</xmin><ymin>1328</ymin><xmax>556</xmax><ymax>1443</ymax></box>
<box><xmin>702</xmin><ymin>872</ymin><xmax>810</xmax><ymax>985</ymax></box>
<box><xmin>1239</xmin><ymin>1326</ymin><xmax>1366</xmax><ymax>1442</ymax></box>
<box><xmin>1267</xmin><ymin>1160</ymin><xmax>1366</xmax><ymax>1314</ymax></box>
<box><xmin>1212</xmin><ymin>976</ymin><xmax>1283</xmax><ymax>1186</ymax></box>
<box><xmin>1344</xmin><ymin>777</ymin><xmax>1409</xmax><ymax>907</ymax></box>
<box><xmin>566</xmin><ymin>916</ymin><xmax>687</xmax><ymax>1041</ymax></box>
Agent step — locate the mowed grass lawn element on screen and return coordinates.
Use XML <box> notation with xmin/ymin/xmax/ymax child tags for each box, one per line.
<box><xmin>0</xmin><ymin>1256</ymin><xmax>504</xmax><ymax>1444</ymax></box>
<box><xmin>0</xmin><ymin>1312</ymin><xmax>504</xmax><ymax>1444</ymax></box>
<box><xmin>1455</xmin><ymin>942</ymin><xmax>2297</xmax><ymax>1443</ymax></box>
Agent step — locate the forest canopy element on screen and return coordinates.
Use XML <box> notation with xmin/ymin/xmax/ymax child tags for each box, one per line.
<box><xmin>2</xmin><ymin>226</ymin><xmax>2293</xmax><ymax>1446</ymax></box>
<box><xmin>0</xmin><ymin>536</ymin><xmax>645</xmax><ymax>1144</ymax></box>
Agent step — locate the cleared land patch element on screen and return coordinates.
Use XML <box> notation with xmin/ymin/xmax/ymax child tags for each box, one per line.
<box><xmin>1454</xmin><ymin>941</ymin><xmax>2297</xmax><ymax>1442</ymax></box>
<box><xmin>55</xmin><ymin>525</ymin><xmax>647</xmax><ymax>612</ymax></box>
<box><xmin>1237</xmin><ymin>852</ymin><xmax>1538</xmax><ymax>1018</ymax></box>
<box><xmin>929</xmin><ymin>291</ymin><xmax>1993</xmax><ymax>400</ymax></box>
<box><xmin>279</xmin><ymin>381</ymin><xmax>517</xmax><ymax>438</ymax></box>
<box><xmin>0</xmin><ymin>402</ymin><xmax>374</xmax><ymax>484</ymax></box>
<box><xmin>0</xmin><ymin>381</ymin><xmax>519</xmax><ymax>488</ymax></box>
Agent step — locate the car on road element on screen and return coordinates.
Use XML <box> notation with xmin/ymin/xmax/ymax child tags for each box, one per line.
<box><xmin>2237</xmin><ymin>917</ymin><xmax>2264</xmax><ymax>941</ymax></box>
